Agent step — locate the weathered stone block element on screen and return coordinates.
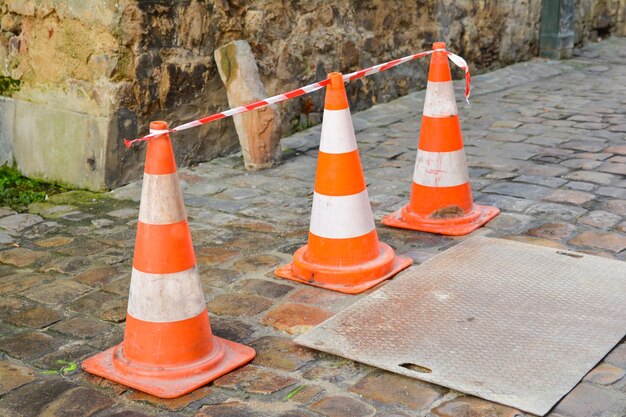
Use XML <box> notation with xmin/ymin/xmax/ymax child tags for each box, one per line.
<box><xmin>215</xmin><ymin>40</ymin><xmax>282</xmax><ymax>170</ymax></box>
<box><xmin>13</xmin><ymin>100</ymin><xmax>110</xmax><ymax>190</ymax></box>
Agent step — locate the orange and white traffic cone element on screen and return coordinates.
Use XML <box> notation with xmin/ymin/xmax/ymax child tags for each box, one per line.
<box><xmin>382</xmin><ymin>42</ymin><xmax>499</xmax><ymax>236</ymax></box>
<box><xmin>275</xmin><ymin>73</ymin><xmax>412</xmax><ymax>294</ymax></box>
<box><xmin>82</xmin><ymin>121</ymin><xmax>255</xmax><ymax>398</ymax></box>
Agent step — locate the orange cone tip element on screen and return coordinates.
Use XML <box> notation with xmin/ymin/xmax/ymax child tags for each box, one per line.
<box><xmin>82</xmin><ymin>121</ymin><xmax>255</xmax><ymax>398</ymax></box>
<box><xmin>275</xmin><ymin>73</ymin><xmax>413</xmax><ymax>294</ymax></box>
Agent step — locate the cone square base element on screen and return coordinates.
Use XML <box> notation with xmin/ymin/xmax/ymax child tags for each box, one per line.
<box><xmin>382</xmin><ymin>204</ymin><xmax>500</xmax><ymax>236</ymax></box>
<box><xmin>275</xmin><ymin>243</ymin><xmax>413</xmax><ymax>294</ymax></box>
<box><xmin>82</xmin><ymin>336</ymin><xmax>255</xmax><ymax>398</ymax></box>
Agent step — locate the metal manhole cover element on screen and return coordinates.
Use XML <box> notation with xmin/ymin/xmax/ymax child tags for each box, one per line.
<box><xmin>295</xmin><ymin>236</ymin><xmax>626</xmax><ymax>415</ymax></box>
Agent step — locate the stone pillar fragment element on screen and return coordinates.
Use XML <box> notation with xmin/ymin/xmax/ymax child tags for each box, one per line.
<box><xmin>215</xmin><ymin>40</ymin><xmax>281</xmax><ymax>170</ymax></box>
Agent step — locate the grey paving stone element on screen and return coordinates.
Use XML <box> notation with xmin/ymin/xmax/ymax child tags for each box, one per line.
<box><xmin>513</xmin><ymin>175</ymin><xmax>568</xmax><ymax>188</ymax></box>
<box><xmin>60</xmin><ymin>211</ymin><xmax>94</xmax><ymax>222</ymax></box>
<box><xmin>468</xmin><ymin>168</ymin><xmax>490</xmax><ymax>178</ymax></box>
<box><xmin>0</xmin><ymin>331</ymin><xmax>64</xmax><ymax>360</ymax></box>
<box><xmin>562</xmin><ymin>140</ymin><xmax>608</xmax><ymax>152</ymax></box>
<box><xmin>597</xmin><ymin>162</ymin><xmax>626</xmax><ymax>176</ymax></box>
<box><xmin>608</xmin><ymin>124</ymin><xmax>626</xmax><ymax>132</ymax></box>
<box><xmin>597</xmin><ymin>187</ymin><xmax>626</xmax><ymax>199</ymax></box>
<box><xmin>561</xmin><ymin>159</ymin><xmax>603</xmax><ymax>170</ymax></box>
<box><xmin>0</xmin><ymin>379</ymin><xmax>76</xmax><ymax>417</ymax></box>
<box><xmin>482</xmin><ymin>182</ymin><xmax>553</xmax><ymax>200</ymax></box>
<box><xmin>475</xmin><ymin>194</ymin><xmax>535</xmax><ymax>213</ymax></box>
<box><xmin>483</xmin><ymin>132</ymin><xmax>528</xmax><ymax>142</ymax></box>
<box><xmin>525</xmin><ymin>136</ymin><xmax>570</xmax><ymax>146</ymax></box>
<box><xmin>523</xmin><ymin>163</ymin><xmax>569</xmax><ymax>177</ymax></box>
<box><xmin>530</xmin><ymin>153</ymin><xmax>570</xmax><ymax>164</ymax></box>
<box><xmin>564</xmin><ymin>181</ymin><xmax>596</xmax><ymax>192</ymax></box>
<box><xmin>0</xmin><ymin>214</ymin><xmax>43</xmax><ymax>233</ymax></box>
<box><xmin>564</xmin><ymin>170</ymin><xmax>619</xmax><ymax>185</ymax></box>
<box><xmin>220</xmin><ymin>187</ymin><xmax>263</xmax><ymax>201</ymax></box>
<box><xmin>467</xmin><ymin>157</ymin><xmax>527</xmax><ymax>171</ymax></box>
<box><xmin>91</xmin><ymin>218</ymin><xmax>115</xmax><ymax>228</ymax></box>
<box><xmin>483</xmin><ymin>171</ymin><xmax>517</xmax><ymax>180</ymax></box>
<box><xmin>578</xmin><ymin>210</ymin><xmax>623</xmax><ymax>230</ymax></box>
<box><xmin>573</xmin><ymin>122</ymin><xmax>609</xmax><ymax>130</ymax></box>
<box><xmin>106</xmin><ymin>208</ymin><xmax>138</xmax><ymax>218</ymax></box>
<box><xmin>516</xmin><ymin>123</ymin><xmax>549</xmax><ymax>135</ymax></box>
<box><xmin>24</xmin><ymin>280</ymin><xmax>92</xmax><ymax>306</ymax></box>
<box><xmin>490</xmin><ymin>120</ymin><xmax>523</xmax><ymax>129</ymax></box>
<box><xmin>553</xmin><ymin>383</ymin><xmax>625</xmax><ymax>417</ymax></box>
<box><xmin>544</xmin><ymin>189</ymin><xmax>596</xmax><ymax>205</ymax></box>
<box><xmin>0</xmin><ymin>361</ymin><xmax>37</xmax><ymax>396</ymax></box>
<box><xmin>525</xmin><ymin>202</ymin><xmax>587</xmax><ymax>222</ymax></box>
<box><xmin>202</xmin><ymin>198</ymin><xmax>248</xmax><ymax>214</ymax></box>
<box><xmin>484</xmin><ymin>212</ymin><xmax>536</xmax><ymax>234</ymax></box>
<box><xmin>543</xmin><ymin>120</ymin><xmax>575</xmax><ymax>128</ymax></box>
<box><xmin>576</xmin><ymin>151</ymin><xmax>613</xmax><ymax>160</ymax></box>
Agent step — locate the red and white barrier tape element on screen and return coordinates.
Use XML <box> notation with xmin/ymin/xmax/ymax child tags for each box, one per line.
<box><xmin>124</xmin><ymin>48</ymin><xmax>470</xmax><ymax>148</ymax></box>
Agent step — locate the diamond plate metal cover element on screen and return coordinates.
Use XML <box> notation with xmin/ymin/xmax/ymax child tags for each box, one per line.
<box><xmin>295</xmin><ymin>236</ymin><xmax>626</xmax><ymax>416</ymax></box>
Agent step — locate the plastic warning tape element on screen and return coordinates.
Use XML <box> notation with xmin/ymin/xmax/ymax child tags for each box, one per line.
<box><xmin>124</xmin><ymin>48</ymin><xmax>470</xmax><ymax>148</ymax></box>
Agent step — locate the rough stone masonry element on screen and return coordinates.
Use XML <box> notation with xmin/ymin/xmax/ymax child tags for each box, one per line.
<box><xmin>0</xmin><ymin>0</ymin><xmax>624</xmax><ymax>190</ymax></box>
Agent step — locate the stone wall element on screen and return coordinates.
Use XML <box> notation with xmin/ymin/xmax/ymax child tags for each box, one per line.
<box><xmin>576</xmin><ymin>0</ymin><xmax>626</xmax><ymax>43</ymax></box>
<box><xmin>0</xmin><ymin>0</ymin><xmax>624</xmax><ymax>190</ymax></box>
<box><xmin>0</xmin><ymin>0</ymin><xmax>125</xmax><ymax>189</ymax></box>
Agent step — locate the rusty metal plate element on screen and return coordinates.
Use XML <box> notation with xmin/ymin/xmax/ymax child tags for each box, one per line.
<box><xmin>295</xmin><ymin>236</ymin><xmax>626</xmax><ymax>416</ymax></box>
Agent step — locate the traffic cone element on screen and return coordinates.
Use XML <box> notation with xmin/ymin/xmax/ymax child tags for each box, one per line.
<box><xmin>82</xmin><ymin>121</ymin><xmax>255</xmax><ymax>398</ymax></box>
<box><xmin>382</xmin><ymin>42</ymin><xmax>499</xmax><ymax>235</ymax></box>
<box><xmin>275</xmin><ymin>73</ymin><xmax>412</xmax><ymax>294</ymax></box>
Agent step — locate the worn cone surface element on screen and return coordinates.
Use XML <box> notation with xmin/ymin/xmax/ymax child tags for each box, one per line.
<box><xmin>275</xmin><ymin>73</ymin><xmax>412</xmax><ymax>294</ymax></box>
<box><xmin>382</xmin><ymin>42</ymin><xmax>499</xmax><ymax>235</ymax></box>
<box><xmin>82</xmin><ymin>121</ymin><xmax>255</xmax><ymax>398</ymax></box>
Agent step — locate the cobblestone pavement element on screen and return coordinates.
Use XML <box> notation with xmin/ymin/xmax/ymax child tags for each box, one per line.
<box><xmin>1</xmin><ymin>37</ymin><xmax>626</xmax><ymax>417</ymax></box>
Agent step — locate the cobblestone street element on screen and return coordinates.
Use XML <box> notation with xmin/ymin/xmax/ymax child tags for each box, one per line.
<box><xmin>1</xmin><ymin>37</ymin><xmax>626</xmax><ymax>416</ymax></box>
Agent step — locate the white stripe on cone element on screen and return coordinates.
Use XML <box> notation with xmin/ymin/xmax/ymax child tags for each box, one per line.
<box><xmin>413</xmin><ymin>149</ymin><xmax>469</xmax><ymax>187</ymax></box>
<box><xmin>319</xmin><ymin>108</ymin><xmax>358</xmax><ymax>154</ymax></box>
<box><xmin>423</xmin><ymin>81</ymin><xmax>458</xmax><ymax>118</ymax></box>
<box><xmin>309</xmin><ymin>189</ymin><xmax>375</xmax><ymax>239</ymax></box>
<box><xmin>127</xmin><ymin>266</ymin><xmax>206</xmax><ymax>323</ymax></box>
<box><xmin>138</xmin><ymin>173</ymin><xmax>187</xmax><ymax>225</ymax></box>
